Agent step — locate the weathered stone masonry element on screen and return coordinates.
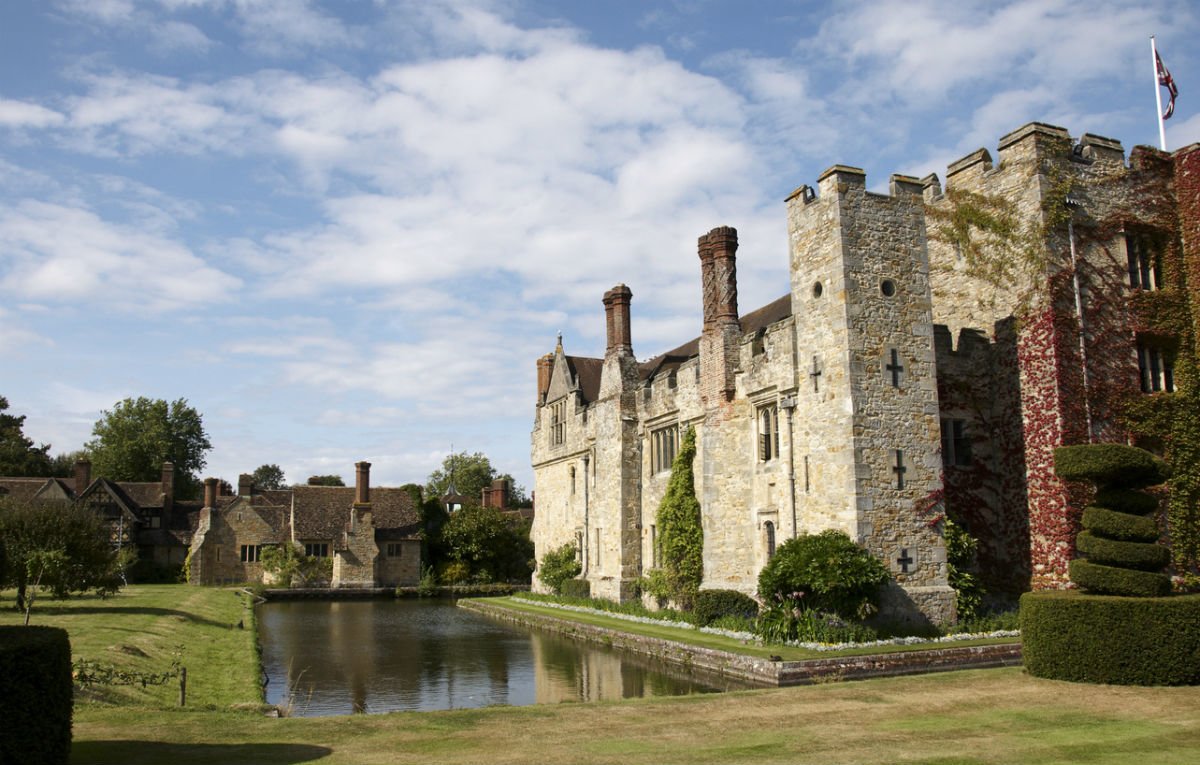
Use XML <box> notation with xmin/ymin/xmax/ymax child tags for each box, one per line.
<box><xmin>532</xmin><ymin>122</ymin><xmax>1200</xmax><ymax>622</ymax></box>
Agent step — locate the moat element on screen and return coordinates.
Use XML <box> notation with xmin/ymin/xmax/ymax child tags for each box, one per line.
<box><xmin>257</xmin><ymin>599</ymin><xmax>748</xmax><ymax>716</ymax></box>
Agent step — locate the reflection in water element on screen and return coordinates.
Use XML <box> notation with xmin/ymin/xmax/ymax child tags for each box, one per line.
<box><xmin>257</xmin><ymin>599</ymin><xmax>747</xmax><ymax>716</ymax></box>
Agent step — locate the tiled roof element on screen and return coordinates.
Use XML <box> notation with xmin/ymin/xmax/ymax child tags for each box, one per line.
<box><xmin>565</xmin><ymin>355</ymin><xmax>603</xmax><ymax>404</ymax></box>
<box><xmin>119</xmin><ymin>482</ymin><xmax>165</xmax><ymax>509</ymax></box>
<box><xmin>0</xmin><ymin>478</ymin><xmax>52</xmax><ymax>502</ymax></box>
<box><xmin>288</xmin><ymin>485</ymin><xmax>421</xmax><ymax>542</ymax></box>
<box><xmin>640</xmin><ymin>293</ymin><xmax>792</xmax><ymax>382</ymax></box>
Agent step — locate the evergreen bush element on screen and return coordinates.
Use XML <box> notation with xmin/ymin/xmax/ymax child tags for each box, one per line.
<box><xmin>0</xmin><ymin>626</ymin><xmax>72</xmax><ymax>765</ymax></box>
<box><xmin>653</xmin><ymin>428</ymin><xmax>704</xmax><ymax>608</ymax></box>
<box><xmin>692</xmin><ymin>589</ymin><xmax>759</xmax><ymax>626</ymax></box>
<box><xmin>1080</xmin><ymin>507</ymin><xmax>1159</xmax><ymax>541</ymax></box>
<box><xmin>757</xmin><ymin>530</ymin><xmax>890</xmax><ymax>619</ymax></box>
<box><xmin>1053</xmin><ymin>444</ymin><xmax>1171</xmax><ymax>596</ymax></box>
<box><xmin>1021</xmin><ymin>590</ymin><xmax>1200</xmax><ymax>685</ymax></box>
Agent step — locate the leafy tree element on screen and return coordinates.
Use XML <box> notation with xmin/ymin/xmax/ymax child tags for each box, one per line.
<box><xmin>48</xmin><ymin>450</ymin><xmax>89</xmax><ymax>479</ymax></box>
<box><xmin>757</xmin><ymin>530</ymin><xmax>891</xmax><ymax>620</ymax></box>
<box><xmin>439</xmin><ymin>504</ymin><xmax>533</xmax><ymax>583</ymax></box>
<box><xmin>0</xmin><ymin>396</ymin><xmax>53</xmax><ymax>477</ymax></box>
<box><xmin>86</xmin><ymin>397</ymin><xmax>211</xmax><ymax>500</ymax></box>
<box><xmin>426</xmin><ymin>451</ymin><xmax>497</xmax><ymax>501</ymax></box>
<box><xmin>537</xmin><ymin>542</ymin><xmax>581</xmax><ymax>594</ymax></box>
<box><xmin>305</xmin><ymin>474</ymin><xmax>345</xmax><ymax>486</ymax></box>
<box><xmin>260</xmin><ymin>542</ymin><xmax>331</xmax><ymax>587</ymax></box>
<box><xmin>251</xmin><ymin>464</ymin><xmax>286</xmax><ymax>491</ymax></box>
<box><xmin>0</xmin><ymin>497</ymin><xmax>123</xmax><ymax>619</ymax></box>
<box><xmin>651</xmin><ymin>427</ymin><xmax>704</xmax><ymax>608</ymax></box>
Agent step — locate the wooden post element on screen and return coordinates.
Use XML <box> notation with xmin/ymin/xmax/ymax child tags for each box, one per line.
<box><xmin>179</xmin><ymin>666</ymin><xmax>187</xmax><ymax>707</ymax></box>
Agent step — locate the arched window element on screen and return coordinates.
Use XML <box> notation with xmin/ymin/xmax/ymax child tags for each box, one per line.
<box><xmin>764</xmin><ymin>521</ymin><xmax>776</xmax><ymax>559</ymax></box>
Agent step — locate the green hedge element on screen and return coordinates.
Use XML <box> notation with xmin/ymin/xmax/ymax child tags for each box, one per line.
<box><xmin>1075</xmin><ymin>532</ymin><xmax>1171</xmax><ymax>570</ymax></box>
<box><xmin>0</xmin><ymin>626</ymin><xmax>73</xmax><ymax>765</ymax></box>
<box><xmin>560</xmin><ymin>578</ymin><xmax>591</xmax><ymax>599</ymax></box>
<box><xmin>1068</xmin><ymin>560</ymin><xmax>1171</xmax><ymax>597</ymax></box>
<box><xmin>1053</xmin><ymin>444</ymin><xmax>1168</xmax><ymax>488</ymax></box>
<box><xmin>1093</xmin><ymin>488</ymin><xmax>1161</xmax><ymax>516</ymax></box>
<box><xmin>1080</xmin><ymin>507</ymin><xmax>1159</xmax><ymax>541</ymax></box>
<box><xmin>693</xmin><ymin>589</ymin><xmax>759</xmax><ymax>626</ymax></box>
<box><xmin>1020</xmin><ymin>590</ymin><xmax>1200</xmax><ymax>685</ymax></box>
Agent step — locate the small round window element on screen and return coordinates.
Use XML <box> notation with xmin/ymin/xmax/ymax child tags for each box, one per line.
<box><xmin>812</xmin><ymin>281</ymin><xmax>823</xmax><ymax>298</ymax></box>
<box><xmin>880</xmin><ymin>279</ymin><xmax>896</xmax><ymax>297</ymax></box>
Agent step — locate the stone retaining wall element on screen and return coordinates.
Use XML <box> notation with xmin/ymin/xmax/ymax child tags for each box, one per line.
<box><xmin>461</xmin><ymin>599</ymin><xmax>1022</xmax><ymax>687</ymax></box>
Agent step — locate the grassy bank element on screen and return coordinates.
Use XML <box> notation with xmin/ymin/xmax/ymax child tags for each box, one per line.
<box><xmin>70</xmin><ymin>668</ymin><xmax>1200</xmax><ymax>764</ymax></box>
<box><xmin>5</xmin><ymin>585</ymin><xmax>1200</xmax><ymax>764</ymax></box>
<box><xmin>0</xmin><ymin>584</ymin><xmax>261</xmax><ymax>709</ymax></box>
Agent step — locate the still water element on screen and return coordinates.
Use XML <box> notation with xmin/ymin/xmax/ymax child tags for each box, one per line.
<box><xmin>257</xmin><ymin>599</ymin><xmax>748</xmax><ymax>716</ymax></box>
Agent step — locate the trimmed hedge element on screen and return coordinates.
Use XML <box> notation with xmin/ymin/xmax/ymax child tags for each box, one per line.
<box><xmin>560</xmin><ymin>578</ymin><xmax>591</xmax><ymax>599</ymax></box>
<box><xmin>0</xmin><ymin>626</ymin><xmax>73</xmax><ymax>765</ymax></box>
<box><xmin>1080</xmin><ymin>506</ymin><xmax>1159</xmax><ymax>542</ymax></box>
<box><xmin>1053</xmin><ymin>444</ymin><xmax>1168</xmax><ymax>488</ymax></box>
<box><xmin>693</xmin><ymin>589</ymin><xmax>759</xmax><ymax>626</ymax></box>
<box><xmin>1075</xmin><ymin>532</ymin><xmax>1171</xmax><ymax>570</ymax></box>
<box><xmin>1093</xmin><ymin>488</ymin><xmax>1161</xmax><ymax>516</ymax></box>
<box><xmin>1068</xmin><ymin>560</ymin><xmax>1171</xmax><ymax>597</ymax></box>
<box><xmin>1021</xmin><ymin>590</ymin><xmax>1200</xmax><ymax>685</ymax></box>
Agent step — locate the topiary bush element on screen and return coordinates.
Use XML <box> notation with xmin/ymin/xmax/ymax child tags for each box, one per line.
<box><xmin>0</xmin><ymin>626</ymin><xmax>73</xmax><ymax>765</ymax></box>
<box><xmin>1021</xmin><ymin>590</ymin><xmax>1200</xmax><ymax>685</ymax></box>
<box><xmin>757</xmin><ymin>530</ymin><xmax>891</xmax><ymax>620</ymax></box>
<box><xmin>1053</xmin><ymin>444</ymin><xmax>1170</xmax><ymax>596</ymax></box>
<box><xmin>692</xmin><ymin>589</ymin><xmax>759</xmax><ymax>626</ymax></box>
<box><xmin>537</xmin><ymin>542</ymin><xmax>581</xmax><ymax>595</ymax></box>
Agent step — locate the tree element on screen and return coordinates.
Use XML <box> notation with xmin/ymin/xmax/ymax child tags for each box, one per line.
<box><xmin>251</xmin><ymin>464</ymin><xmax>286</xmax><ymax>491</ymax></box>
<box><xmin>306</xmin><ymin>475</ymin><xmax>345</xmax><ymax>487</ymax></box>
<box><xmin>0</xmin><ymin>396</ymin><xmax>53</xmax><ymax>477</ymax></box>
<box><xmin>48</xmin><ymin>450</ymin><xmax>88</xmax><ymax>479</ymax></box>
<box><xmin>86</xmin><ymin>397</ymin><xmax>211</xmax><ymax>500</ymax></box>
<box><xmin>426</xmin><ymin>451</ymin><xmax>497</xmax><ymax>501</ymax></box>
<box><xmin>757</xmin><ymin>530</ymin><xmax>891</xmax><ymax>620</ymax></box>
<box><xmin>439</xmin><ymin>504</ymin><xmax>533</xmax><ymax>583</ymax></box>
<box><xmin>651</xmin><ymin>427</ymin><xmax>704</xmax><ymax>608</ymax></box>
<box><xmin>537</xmin><ymin>542</ymin><xmax>581</xmax><ymax>594</ymax></box>
<box><xmin>0</xmin><ymin>497</ymin><xmax>123</xmax><ymax>619</ymax></box>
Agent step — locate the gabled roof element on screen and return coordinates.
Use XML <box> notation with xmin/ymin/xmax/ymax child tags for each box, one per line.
<box><xmin>0</xmin><ymin>477</ymin><xmax>53</xmax><ymax>502</ymax></box>
<box><xmin>639</xmin><ymin>293</ymin><xmax>793</xmax><ymax>383</ymax></box>
<box><xmin>282</xmin><ymin>486</ymin><xmax>421</xmax><ymax>542</ymax></box>
<box><xmin>565</xmin><ymin>355</ymin><xmax>603</xmax><ymax>404</ymax></box>
<box><xmin>33</xmin><ymin>478</ymin><xmax>76</xmax><ymax>502</ymax></box>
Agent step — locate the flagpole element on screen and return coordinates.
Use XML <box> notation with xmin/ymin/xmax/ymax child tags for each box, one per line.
<box><xmin>1152</xmin><ymin>36</ymin><xmax>1167</xmax><ymax>151</ymax></box>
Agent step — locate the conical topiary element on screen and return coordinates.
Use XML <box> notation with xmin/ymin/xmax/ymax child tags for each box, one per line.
<box><xmin>1054</xmin><ymin>444</ymin><xmax>1170</xmax><ymax>597</ymax></box>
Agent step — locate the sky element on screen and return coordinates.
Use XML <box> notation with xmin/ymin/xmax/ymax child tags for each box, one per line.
<box><xmin>2</xmin><ymin>0</ymin><xmax>1198</xmax><ymax>494</ymax></box>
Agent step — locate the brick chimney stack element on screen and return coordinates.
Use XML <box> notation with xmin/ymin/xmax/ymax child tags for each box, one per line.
<box><xmin>238</xmin><ymin>473</ymin><xmax>253</xmax><ymax>496</ymax></box>
<box><xmin>698</xmin><ymin>226</ymin><xmax>741</xmax><ymax>406</ymax></box>
<box><xmin>537</xmin><ymin>352</ymin><xmax>554</xmax><ymax>403</ymax></box>
<box><xmin>203</xmin><ymin>477</ymin><xmax>218</xmax><ymax>510</ymax></box>
<box><xmin>74</xmin><ymin>459</ymin><xmax>91</xmax><ymax>498</ymax></box>
<box><xmin>355</xmin><ymin>461</ymin><xmax>371</xmax><ymax>506</ymax></box>
<box><xmin>161</xmin><ymin>462</ymin><xmax>175</xmax><ymax>512</ymax></box>
<box><xmin>602</xmin><ymin>283</ymin><xmax>633</xmax><ymax>357</ymax></box>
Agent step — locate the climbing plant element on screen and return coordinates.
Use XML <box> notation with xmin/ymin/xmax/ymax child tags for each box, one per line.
<box><xmin>647</xmin><ymin>427</ymin><xmax>703</xmax><ymax>608</ymax></box>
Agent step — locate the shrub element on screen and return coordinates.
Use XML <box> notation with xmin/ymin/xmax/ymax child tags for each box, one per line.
<box><xmin>559</xmin><ymin>578</ymin><xmax>591</xmax><ymax>599</ymax></box>
<box><xmin>693</xmin><ymin>589</ymin><xmax>759</xmax><ymax>626</ymax></box>
<box><xmin>537</xmin><ymin>543</ymin><xmax>581</xmax><ymax>595</ymax></box>
<box><xmin>655</xmin><ymin>428</ymin><xmax>704</xmax><ymax>608</ymax></box>
<box><xmin>1075</xmin><ymin>532</ymin><xmax>1171</xmax><ymax>570</ymax></box>
<box><xmin>1093</xmin><ymin>488</ymin><xmax>1160</xmax><ymax>516</ymax></box>
<box><xmin>753</xmin><ymin>598</ymin><xmax>877</xmax><ymax>645</ymax></box>
<box><xmin>437</xmin><ymin>561</ymin><xmax>471</xmax><ymax>585</ymax></box>
<box><xmin>0</xmin><ymin>626</ymin><xmax>73</xmax><ymax>765</ymax></box>
<box><xmin>1068</xmin><ymin>560</ymin><xmax>1171</xmax><ymax>597</ymax></box>
<box><xmin>1021</xmin><ymin>590</ymin><xmax>1200</xmax><ymax>685</ymax></box>
<box><xmin>1080</xmin><ymin>506</ymin><xmax>1159</xmax><ymax>541</ymax></box>
<box><xmin>757</xmin><ymin>530</ymin><xmax>891</xmax><ymax>619</ymax></box>
<box><xmin>1053</xmin><ymin>443</ymin><xmax>1168</xmax><ymax>488</ymax></box>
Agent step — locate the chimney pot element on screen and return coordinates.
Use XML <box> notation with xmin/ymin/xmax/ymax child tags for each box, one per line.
<box><xmin>238</xmin><ymin>473</ymin><xmax>254</xmax><ymax>496</ymax></box>
<box><xmin>355</xmin><ymin>461</ymin><xmax>371</xmax><ymax>505</ymax></box>
<box><xmin>74</xmin><ymin>459</ymin><xmax>92</xmax><ymax>498</ymax></box>
<box><xmin>601</xmin><ymin>283</ymin><xmax>634</xmax><ymax>356</ymax></box>
<box><xmin>203</xmin><ymin>477</ymin><xmax>218</xmax><ymax>510</ymax></box>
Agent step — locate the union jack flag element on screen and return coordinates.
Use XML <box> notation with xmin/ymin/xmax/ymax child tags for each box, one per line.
<box><xmin>1156</xmin><ymin>50</ymin><xmax>1178</xmax><ymax>120</ymax></box>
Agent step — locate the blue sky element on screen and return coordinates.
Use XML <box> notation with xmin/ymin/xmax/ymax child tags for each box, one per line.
<box><xmin>2</xmin><ymin>0</ymin><xmax>1198</xmax><ymax>493</ymax></box>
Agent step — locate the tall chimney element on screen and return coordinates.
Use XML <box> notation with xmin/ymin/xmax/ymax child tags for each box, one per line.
<box><xmin>355</xmin><ymin>461</ymin><xmax>371</xmax><ymax>505</ymax></box>
<box><xmin>74</xmin><ymin>459</ymin><xmax>91</xmax><ymax>498</ymax></box>
<box><xmin>161</xmin><ymin>461</ymin><xmax>175</xmax><ymax>512</ymax></box>
<box><xmin>698</xmin><ymin>226</ymin><xmax>741</xmax><ymax>406</ymax></box>
<box><xmin>203</xmin><ymin>477</ymin><xmax>218</xmax><ymax>510</ymax></box>
<box><xmin>537</xmin><ymin>353</ymin><xmax>554</xmax><ymax>403</ymax></box>
<box><xmin>602</xmin><ymin>284</ymin><xmax>633</xmax><ymax>357</ymax></box>
<box><xmin>238</xmin><ymin>473</ymin><xmax>253</xmax><ymax>496</ymax></box>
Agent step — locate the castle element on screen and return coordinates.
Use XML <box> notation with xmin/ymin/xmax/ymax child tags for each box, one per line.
<box><xmin>530</xmin><ymin>123</ymin><xmax>1200</xmax><ymax>624</ymax></box>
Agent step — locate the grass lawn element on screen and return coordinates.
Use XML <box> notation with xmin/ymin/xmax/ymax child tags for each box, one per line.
<box><xmin>0</xmin><ymin>583</ymin><xmax>262</xmax><ymax>709</ymax></box>
<box><xmin>475</xmin><ymin>596</ymin><xmax>1016</xmax><ymax>660</ymax></box>
<box><xmin>6</xmin><ymin>585</ymin><xmax>1200</xmax><ymax>764</ymax></box>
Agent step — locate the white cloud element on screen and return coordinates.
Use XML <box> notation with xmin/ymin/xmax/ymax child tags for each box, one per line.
<box><xmin>231</xmin><ymin>0</ymin><xmax>359</xmax><ymax>56</ymax></box>
<box><xmin>0</xmin><ymin>99</ymin><xmax>66</xmax><ymax>129</ymax></box>
<box><xmin>0</xmin><ymin>200</ymin><xmax>240</xmax><ymax>311</ymax></box>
